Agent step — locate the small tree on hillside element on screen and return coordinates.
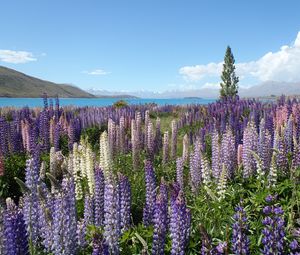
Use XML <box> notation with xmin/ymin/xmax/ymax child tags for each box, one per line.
<box><xmin>220</xmin><ymin>46</ymin><xmax>239</xmax><ymax>100</ymax></box>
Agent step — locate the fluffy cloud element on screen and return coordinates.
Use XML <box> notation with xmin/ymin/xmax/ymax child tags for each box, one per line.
<box><xmin>83</xmin><ymin>69</ymin><xmax>110</xmax><ymax>75</ymax></box>
<box><xmin>0</xmin><ymin>50</ymin><xmax>37</xmax><ymax>64</ymax></box>
<box><xmin>180</xmin><ymin>31</ymin><xmax>300</xmax><ymax>83</ymax></box>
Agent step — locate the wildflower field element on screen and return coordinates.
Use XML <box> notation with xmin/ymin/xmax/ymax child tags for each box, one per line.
<box><xmin>0</xmin><ymin>95</ymin><xmax>300</xmax><ymax>255</ymax></box>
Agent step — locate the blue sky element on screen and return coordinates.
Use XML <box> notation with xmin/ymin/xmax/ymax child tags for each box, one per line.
<box><xmin>0</xmin><ymin>0</ymin><xmax>300</xmax><ymax>92</ymax></box>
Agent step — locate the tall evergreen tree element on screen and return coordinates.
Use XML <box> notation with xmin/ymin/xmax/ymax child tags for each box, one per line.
<box><xmin>220</xmin><ymin>46</ymin><xmax>239</xmax><ymax>100</ymax></box>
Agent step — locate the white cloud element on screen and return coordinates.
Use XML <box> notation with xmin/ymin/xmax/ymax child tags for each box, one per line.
<box><xmin>179</xmin><ymin>31</ymin><xmax>300</xmax><ymax>83</ymax></box>
<box><xmin>0</xmin><ymin>50</ymin><xmax>37</xmax><ymax>64</ymax></box>
<box><xmin>83</xmin><ymin>69</ymin><xmax>110</xmax><ymax>75</ymax></box>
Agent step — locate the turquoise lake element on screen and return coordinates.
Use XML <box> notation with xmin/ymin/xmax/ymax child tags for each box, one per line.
<box><xmin>0</xmin><ymin>98</ymin><xmax>216</xmax><ymax>108</ymax></box>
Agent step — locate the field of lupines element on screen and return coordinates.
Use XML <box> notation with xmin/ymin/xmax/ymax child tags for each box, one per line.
<box><xmin>0</xmin><ymin>95</ymin><xmax>300</xmax><ymax>254</ymax></box>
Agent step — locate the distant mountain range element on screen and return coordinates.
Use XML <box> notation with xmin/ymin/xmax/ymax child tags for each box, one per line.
<box><xmin>1</xmin><ymin>65</ymin><xmax>300</xmax><ymax>99</ymax></box>
<box><xmin>0</xmin><ymin>66</ymin><xmax>95</xmax><ymax>98</ymax></box>
<box><xmin>88</xmin><ymin>81</ymin><xmax>300</xmax><ymax>99</ymax></box>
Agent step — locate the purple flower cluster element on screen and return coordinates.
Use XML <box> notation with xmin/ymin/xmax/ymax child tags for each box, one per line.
<box><xmin>261</xmin><ymin>195</ymin><xmax>285</xmax><ymax>255</ymax></box>
<box><xmin>232</xmin><ymin>204</ymin><xmax>250</xmax><ymax>255</ymax></box>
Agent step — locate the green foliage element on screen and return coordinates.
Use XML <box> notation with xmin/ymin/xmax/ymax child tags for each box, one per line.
<box><xmin>59</xmin><ymin>133</ymin><xmax>69</xmax><ymax>155</ymax></box>
<box><xmin>81</xmin><ymin>126</ymin><xmax>106</xmax><ymax>152</ymax></box>
<box><xmin>0</xmin><ymin>153</ymin><xmax>27</xmax><ymax>201</ymax></box>
<box><xmin>220</xmin><ymin>46</ymin><xmax>239</xmax><ymax>100</ymax></box>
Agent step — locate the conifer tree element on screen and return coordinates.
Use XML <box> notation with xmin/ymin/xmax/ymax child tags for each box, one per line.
<box><xmin>220</xmin><ymin>46</ymin><xmax>239</xmax><ymax>100</ymax></box>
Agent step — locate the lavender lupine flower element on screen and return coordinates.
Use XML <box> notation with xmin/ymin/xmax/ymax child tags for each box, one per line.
<box><xmin>211</xmin><ymin>130</ymin><xmax>221</xmax><ymax>178</ymax></box>
<box><xmin>170</xmin><ymin>190</ymin><xmax>191</xmax><ymax>255</ymax></box>
<box><xmin>162</xmin><ymin>131</ymin><xmax>169</xmax><ymax>165</ymax></box>
<box><xmin>273</xmin><ymin>129</ymin><xmax>288</xmax><ymax>172</ymax></box>
<box><xmin>258</xmin><ymin>118</ymin><xmax>272</xmax><ymax>171</ymax></box>
<box><xmin>292</xmin><ymin>135</ymin><xmax>300</xmax><ymax>171</ymax></box>
<box><xmin>237</xmin><ymin>144</ymin><xmax>243</xmax><ymax>167</ymax></box>
<box><xmin>84</xmin><ymin>193</ymin><xmax>95</xmax><ymax>227</ymax></box>
<box><xmin>52</xmin><ymin>177</ymin><xmax>78</xmax><ymax>254</ymax></box>
<box><xmin>61</xmin><ymin>176</ymin><xmax>78</xmax><ymax>254</ymax></box>
<box><xmin>3</xmin><ymin>198</ymin><xmax>29</xmax><ymax>255</ymax></box>
<box><xmin>131</xmin><ymin>119</ymin><xmax>139</xmax><ymax>170</ymax></box>
<box><xmin>242</xmin><ymin>121</ymin><xmax>258</xmax><ymax>178</ymax></box>
<box><xmin>231</xmin><ymin>204</ymin><xmax>250</xmax><ymax>255</ymax></box>
<box><xmin>53</xmin><ymin>122</ymin><xmax>61</xmax><ymax>152</ymax></box>
<box><xmin>147</xmin><ymin>121</ymin><xmax>154</xmax><ymax>160</ymax></box>
<box><xmin>221</xmin><ymin>128</ymin><xmax>236</xmax><ymax>177</ymax></box>
<box><xmin>23</xmin><ymin>147</ymin><xmax>41</xmax><ymax>246</ymax></box>
<box><xmin>135</xmin><ymin>111</ymin><xmax>142</xmax><ymax>149</ymax></box>
<box><xmin>94</xmin><ymin>167</ymin><xmax>105</xmax><ymax>227</ymax></box>
<box><xmin>189</xmin><ymin>140</ymin><xmax>201</xmax><ymax>193</ymax></box>
<box><xmin>152</xmin><ymin>179</ymin><xmax>168</xmax><ymax>255</ymax></box>
<box><xmin>261</xmin><ymin>195</ymin><xmax>285</xmax><ymax>255</ymax></box>
<box><xmin>143</xmin><ymin>160</ymin><xmax>156</xmax><ymax>226</ymax></box>
<box><xmin>214</xmin><ymin>242</ymin><xmax>228</xmax><ymax>254</ymax></box>
<box><xmin>171</xmin><ymin>120</ymin><xmax>178</xmax><ymax>160</ymax></box>
<box><xmin>103</xmin><ymin>181</ymin><xmax>120</xmax><ymax>254</ymax></box>
<box><xmin>176</xmin><ymin>157</ymin><xmax>184</xmax><ymax>190</ymax></box>
<box><xmin>118</xmin><ymin>173</ymin><xmax>131</xmax><ymax>233</ymax></box>
<box><xmin>119</xmin><ymin>116</ymin><xmax>125</xmax><ymax>154</ymax></box>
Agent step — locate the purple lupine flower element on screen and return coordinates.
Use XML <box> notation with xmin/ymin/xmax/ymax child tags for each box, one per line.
<box><xmin>119</xmin><ymin>116</ymin><xmax>125</xmax><ymax>154</ymax></box>
<box><xmin>155</xmin><ymin>117</ymin><xmax>162</xmax><ymax>154</ymax></box>
<box><xmin>94</xmin><ymin>167</ymin><xmax>105</xmax><ymax>227</ymax></box>
<box><xmin>104</xmin><ymin>182</ymin><xmax>120</xmax><ymax>254</ymax></box>
<box><xmin>261</xmin><ymin>195</ymin><xmax>285</xmax><ymax>255</ymax></box>
<box><xmin>290</xmin><ymin>239</ymin><xmax>300</xmax><ymax>255</ymax></box>
<box><xmin>242</xmin><ymin>121</ymin><xmax>258</xmax><ymax>178</ymax></box>
<box><xmin>284</xmin><ymin>115</ymin><xmax>293</xmax><ymax>153</ymax></box>
<box><xmin>61</xmin><ymin>176</ymin><xmax>78</xmax><ymax>254</ymax></box>
<box><xmin>176</xmin><ymin>157</ymin><xmax>184</xmax><ymax>190</ymax></box>
<box><xmin>214</xmin><ymin>241</ymin><xmax>227</xmax><ymax>254</ymax></box>
<box><xmin>170</xmin><ymin>190</ymin><xmax>191</xmax><ymax>255</ymax></box>
<box><xmin>231</xmin><ymin>204</ymin><xmax>250</xmax><ymax>255</ymax></box>
<box><xmin>152</xmin><ymin>179</ymin><xmax>168</xmax><ymax>255</ymax></box>
<box><xmin>53</xmin><ymin>122</ymin><xmax>61</xmax><ymax>152</ymax></box>
<box><xmin>52</xmin><ymin>177</ymin><xmax>78</xmax><ymax>254</ymax></box>
<box><xmin>211</xmin><ymin>130</ymin><xmax>221</xmax><ymax>178</ymax></box>
<box><xmin>162</xmin><ymin>131</ymin><xmax>169</xmax><ymax>165</ymax></box>
<box><xmin>23</xmin><ymin>146</ymin><xmax>41</xmax><ymax>246</ymax></box>
<box><xmin>118</xmin><ymin>173</ymin><xmax>131</xmax><ymax>233</ymax></box>
<box><xmin>3</xmin><ymin>198</ymin><xmax>29</xmax><ymax>255</ymax></box>
<box><xmin>292</xmin><ymin>135</ymin><xmax>300</xmax><ymax>170</ymax></box>
<box><xmin>258</xmin><ymin>118</ymin><xmax>272</xmax><ymax>171</ymax></box>
<box><xmin>273</xmin><ymin>130</ymin><xmax>288</xmax><ymax>172</ymax></box>
<box><xmin>92</xmin><ymin>232</ymin><xmax>109</xmax><ymax>255</ymax></box>
<box><xmin>190</xmin><ymin>140</ymin><xmax>201</xmax><ymax>193</ymax></box>
<box><xmin>171</xmin><ymin>120</ymin><xmax>178</xmax><ymax>159</ymax></box>
<box><xmin>143</xmin><ymin>160</ymin><xmax>156</xmax><ymax>226</ymax></box>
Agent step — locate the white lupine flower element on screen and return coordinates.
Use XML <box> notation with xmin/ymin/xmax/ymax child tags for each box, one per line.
<box><xmin>86</xmin><ymin>144</ymin><xmax>95</xmax><ymax>194</ymax></box>
<box><xmin>73</xmin><ymin>143</ymin><xmax>83</xmax><ymax>200</ymax></box>
<box><xmin>100</xmin><ymin>131</ymin><xmax>112</xmax><ymax>181</ymax></box>
<box><xmin>217</xmin><ymin>164</ymin><xmax>228</xmax><ymax>200</ymax></box>
<box><xmin>79</xmin><ymin>144</ymin><xmax>87</xmax><ymax>179</ymax></box>
<box><xmin>182</xmin><ymin>133</ymin><xmax>189</xmax><ymax>162</ymax></box>
<box><xmin>268</xmin><ymin>152</ymin><xmax>277</xmax><ymax>187</ymax></box>
<box><xmin>201</xmin><ymin>152</ymin><xmax>211</xmax><ymax>189</ymax></box>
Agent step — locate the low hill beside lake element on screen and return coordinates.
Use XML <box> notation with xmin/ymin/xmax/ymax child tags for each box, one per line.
<box><xmin>0</xmin><ymin>66</ymin><xmax>95</xmax><ymax>98</ymax></box>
